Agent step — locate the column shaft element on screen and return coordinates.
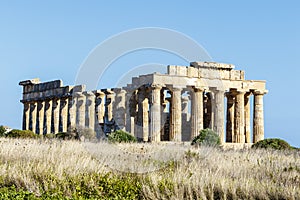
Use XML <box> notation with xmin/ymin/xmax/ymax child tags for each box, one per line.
<box><xmin>44</xmin><ymin>100</ymin><xmax>52</xmax><ymax>134</ymax></box>
<box><xmin>22</xmin><ymin>102</ymin><xmax>30</xmax><ymax>130</ymax></box>
<box><xmin>170</xmin><ymin>87</ymin><xmax>182</xmax><ymax>142</ymax></box>
<box><xmin>30</xmin><ymin>102</ymin><xmax>37</xmax><ymax>133</ymax></box>
<box><xmin>150</xmin><ymin>85</ymin><xmax>162</xmax><ymax>142</ymax></box>
<box><xmin>234</xmin><ymin>91</ymin><xmax>245</xmax><ymax>143</ymax></box>
<box><xmin>213</xmin><ymin>90</ymin><xmax>225</xmax><ymax>143</ymax></box>
<box><xmin>190</xmin><ymin>88</ymin><xmax>204</xmax><ymax>139</ymax></box>
<box><xmin>142</xmin><ymin>98</ymin><xmax>149</xmax><ymax>142</ymax></box>
<box><xmin>114</xmin><ymin>89</ymin><xmax>126</xmax><ymax>131</ymax></box>
<box><xmin>60</xmin><ymin>98</ymin><xmax>69</xmax><ymax>132</ymax></box>
<box><xmin>68</xmin><ymin>97</ymin><xmax>76</xmax><ymax>130</ymax></box>
<box><xmin>226</xmin><ymin>93</ymin><xmax>235</xmax><ymax>142</ymax></box>
<box><xmin>76</xmin><ymin>93</ymin><xmax>86</xmax><ymax>128</ymax></box>
<box><xmin>86</xmin><ymin>92</ymin><xmax>96</xmax><ymax>131</ymax></box>
<box><xmin>253</xmin><ymin>92</ymin><xmax>265</xmax><ymax>142</ymax></box>
<box><xmin>52</xmin><ymin>99</ymin><xmax>60</xmax><ymax>133</ymax></box>
<box><xmin>95</xmin><ymin>92</ymin><xmax>105</xmax><ymax>124</ymax></box>
<box><xmin>37</xmin><ymin>101</ymin><xmax>45</xmax><ymax>134</ymax></box>
<box><xmin>244</xmin><ymin>92</ymin><xmax>251</xmax><ymax>143</ymax></box>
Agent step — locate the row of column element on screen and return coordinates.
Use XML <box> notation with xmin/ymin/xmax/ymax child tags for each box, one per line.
<box><xmin>22</xmin><ymin>86</ymin><xmax>265</xmax><ymax>143</ymax></box>
<box><xmin>126</xmin><ymin>85</ymin><xmax>265</xmax><ymax>143</ymax></box>
<box><xmin>22</xmin><ymin>92</ymin><xmax>100</xmax><ymax>134</ymax></box>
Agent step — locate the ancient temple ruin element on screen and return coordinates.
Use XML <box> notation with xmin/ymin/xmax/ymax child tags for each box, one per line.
<box><xmin>19</xmin><ymin>62</ymin><xmax>267</xmax><ymax>143</ymax></box>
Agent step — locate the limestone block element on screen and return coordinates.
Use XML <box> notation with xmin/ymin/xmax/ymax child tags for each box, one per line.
<box><xmin>167</xmin><ymin>65</ymin><xmax>176</xmax><ymax>75</ymax></box>
<box><xmin>176</xmin><ymin>66</ymin><xmax>187</xmax><ymax>76</ymax></box>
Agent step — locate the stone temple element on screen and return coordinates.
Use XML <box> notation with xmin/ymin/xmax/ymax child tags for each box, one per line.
<box><xmin>19</xmin><ymin>62</ymin><xmax>267</xmax><ymax>143</ymax></box>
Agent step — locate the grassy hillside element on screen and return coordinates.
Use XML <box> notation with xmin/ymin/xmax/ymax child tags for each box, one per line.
<box><xmin>0</xmin><ymin>138</ymin><xmax>299</xmax><ymax>199</ymax></box>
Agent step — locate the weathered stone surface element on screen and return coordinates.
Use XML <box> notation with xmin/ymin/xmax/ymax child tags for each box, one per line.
<box><xmin>19</xmin><ymin>61</ymin><xmax>267</xmax><ymax>144</ymax></box>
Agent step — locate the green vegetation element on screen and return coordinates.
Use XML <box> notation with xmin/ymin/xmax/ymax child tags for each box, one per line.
<box><xmin>0</xmin><ymin>138</ymin><xmax>298</xmax><ymax>199</ymax></box>
<box><xmin>252</xmin><ymin>138</ymin><xmax>292</xmax><ymax>150</ymax></box>
<box><xmin>108</xmin><ymin>130</ymin><xmax>137</xmax><ymax>143</ymax></box>
<box><xmin>191</xmin><ymin>128</ymin><xmax>221</xmax><ymax>146</ymax></box>
<box><xmin>0</xmin><ymin>125</ymin><xmax>5</xmax><ymax>137</ymax></box>
<box><xmin>5</xmin><ymin>129</ymin><xmax>37</xmax><ymax>139</ymax></box>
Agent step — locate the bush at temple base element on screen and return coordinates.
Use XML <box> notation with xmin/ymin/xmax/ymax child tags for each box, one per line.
<box><xmin>191</xmin><ymin>128</ymin><xmax>221</xmax><ymax>146</ymax></box>
<box><xmin>108</xmin><ymin>130</ymin><xmax>137</xmax><ymax>143</ymax></box>
<box><xmin>0</xmin><ymin>126</ymin><xmax>6</xmax><ymax>137</ymax></box>
<box><xmin>6</xmin><ymin>129</ymin><xmax>37</xmax><ymax>139</ymax></box>
<box><xmin>252</xmin><ymin>138</ymin><xmax>292</xmax><ymax>150</ymax></box>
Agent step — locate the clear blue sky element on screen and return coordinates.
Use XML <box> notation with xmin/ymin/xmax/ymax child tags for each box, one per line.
<box><xmin>0</xmin><ymin>1</ymin><xmax>299</xmax><ymax>146</ymax></box>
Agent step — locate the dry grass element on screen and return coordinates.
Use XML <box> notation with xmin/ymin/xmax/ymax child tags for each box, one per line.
<box><xmin>0</xmin><ymin>138</ymin><xmax>299</xmax><ymax>199</ymax></box>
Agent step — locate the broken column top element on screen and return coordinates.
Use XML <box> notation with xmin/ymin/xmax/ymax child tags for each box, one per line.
<box><xmin>19</xmin><ymin>78</ymin><xmax>41</xmax><ymax>86</ymax></box>
<box><xmin>190</xmin><ymin>62</ymin><xmax>235</xmax><ymax>70</ymax></box>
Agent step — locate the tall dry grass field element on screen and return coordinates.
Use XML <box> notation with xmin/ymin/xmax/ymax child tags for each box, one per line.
<box><xmin>0</xmin><ymin>138</ymin><xmax>299</xmax><ymax>199</ymax></box>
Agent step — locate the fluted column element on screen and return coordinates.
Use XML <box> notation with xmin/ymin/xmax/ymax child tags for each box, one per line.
<box><xmin>135</xmin><ymin>89</ymin><xmax>145</xmax><ymax>139</ymax></box>
<box><xmin>170</xmin><ymin>87</ymin><xmax>182</xmax><ymax>142</ymax></box>
<box><xmin>37</xmin><ymin>101</ymin><xmax>45</xmax><ymax>134</ymax></box>
<box><xmin>253</xmin><ymin>91</ymin><xmax>265</xmax><ymax>143</ymax></box>
<box><xmin>85</xmin><ymin>92</ymin><xmax>96</xmax><ymax>130</ymax></box>
<box><xmin>213</xmin><ymin>89</ymin><xmax>225</xmax><ymax>143</ymax></box>
<box><xmin>125</xmin><ymin>90</ymin><xmax>137</xmax><ymax>135</ymax></box>
<box><xmin>142</xmin><ymin>98</ymin><xmax>149</xmax><ymax>142</ymax></box>
<box><xmin>60</xmin><ymin>98</ymin><xmax>69</xmax><ymax>132</ymax></box>
<box><xmin>44</xmin><ymin>100</ymin><xmax>52</xmax><ymax>134</ymax></box>
<box><xmin>68</xmin><ymin>96</ymin><xmax>77</xmax><ymax>130</ymax></box>
<box><xmin>114</xmin><ymin>89</ymin><xmax>126</xmax><ymax>131</ymax></box>
<box><xmin>106</xmin><ymin>91</ymin><xmax>115</xmax><ymax>122</ymax></box>
<box><xmin>190</xmin><ymin>87</ymin><xmax>204</xmax><ymax>139</ymax></box>
<box><xmin>244</xmin><ymin>92</ymin><xmax>251</xmax><ymax>143</ymax></box>
<box><xmin>150</xmin><ymin>84</ymin><xmax>162</xmax><ymax>142</ymax></box>
<box><xmin>52</xmin><ymin>98</ymin><xmax>60</xmax><ymax>133</ymax></box>
<box><xmin>22</xmin><ymin>102</ymin><xmax>30</xmax><ymax>130</ymax></box>
<box><xmin>225</xmin><ymin>92</ymin><xmax>235</xmax><ymax>142</ymax></box>
<box><xmin>234</xmin><ymin>91</ymin><xmax>245</xmax><ymax>143</ymax></box>
<box><xmin>30</xmin><ymin>102</ymin><xmax>37</xmax><ymax>133</ymax></box>
<box><xmin>76</xmin><ymin>93</ymin><xmax>86</xmax><ymax>128</ymax></box>
<box><xmin>95</xmin><ymin>91</ymin><xmax>105</xmax><ymax>124</ymax></box>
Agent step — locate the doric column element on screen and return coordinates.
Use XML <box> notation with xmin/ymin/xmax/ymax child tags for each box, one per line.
<box><xmin>60</xmin><ymin>98</ymin><xmax>69</xmax><ymax>132</ymax></box>
<box><xmin>37</xmin><ymin>101</ymin><xmax>45</xmax><ymax>134</ymax></box>
<box><xmin>225</xmin><ymin>92</ymin><xmax>235</xmax><ymax>142</ymax></box>
<box><xmin>253</xmin><ymin>91</ymin><xmax>265</xmax><ymax>143</ymax></box>
<box><xmin>29</xmin><ymin>102</ymin><xmax>37</xmax><ymax>133</ymax></box>
<box><xmin>95</xmin><ymin>91</ymin><xmax>105</xmax><ymax>123</ymax></box>
<box><xmin>76</xmin><ymin>93</ymin><xmax>86</xmax><ymax>128</ymax></box>
<box><xmin>114</xmin><ymin>89</ymin><xmax>126</xmax><ymax>131</ymax></box>
<box><xmin>212</xmin><ymin>89</ymin><xmax>225</xmax><ymax>143</ymax></box>
<box><xmin>44</xmin><ymin>100</ymin><xmax>52</xmax><ymax>134</ymax></box>
<box><xmin>68</xmin><ymin>96</ymin><xmax>77</xmax><ymax>130</ymax></box>
<box><xmin>52</xmin><ymin>98</ymin><xmax>60</xmax><ymax>133</ymax></box>
<box><xmin>170</xmin><ymin>87</ymin><xmax>182</xmax><ymax>142</ymax></box>
<box><xmin>234</xmin><ymin>91</ymin><xmax>245</xmax><ymax>143</ymax></box>
<box><xmin>135</xmin><ymin>89</ymin><xmax>145</xmax><ymax>139</ymax></box>
<box><xmin>142</xmin><ymin>98</ymin><xmax>149</xmax><ymax>142</ymax></box>
<box><xmin>244</xmin><ymin>92</ymin><xmax>251</xmax><ymax>143</ymax></box>
<box><xmin>125</xmin><ymin>90</ymin><xmax>137</xmax><ymax>135</ymax></box>
<box><xmin>106</xmin><ymin>90</ymin><xmax>115</xmax><ymax>122</ymax></box>
<box><xmin>150</xmin><ymin>84</ymin><xmax>162</xmax><ymax>142</ymax></box>
<box><xmin>22</xmin><ymin>102</ymin><xmax>30</xmax><ymax>130</ymax></box>
<box><xmin>85</xmin><ymin>92</ymin><xmax>96</xmax><ymax>131</ymax></box>
<box><xmin>190</xmin><ymin>87</ymin><xmax>204</xmax><ymax>139</ymax></box>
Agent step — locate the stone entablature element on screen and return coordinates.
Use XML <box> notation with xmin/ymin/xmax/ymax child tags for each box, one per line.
<box><xmin>19</xmin><ymin>61</ymin><xmax>267</xmax><ymax>144</ymax></box>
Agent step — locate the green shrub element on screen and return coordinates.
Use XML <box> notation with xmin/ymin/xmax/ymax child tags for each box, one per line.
<box><xmin>108</xmin><ymin>130</ymin><xmax>137</xmax><ymax>143</ymax></box>
<box><xmin>6</xmin><ymin>129</ymin><xmax>37</xmax><ymax>139</ymax></box>
<box><xmin>191</xmin><ymin>128</ymin><xmax>220</xmax><ymax>146</ymax></box>
<box><xmin>0</xmin><ymin>126</ymin><xmax>6</xmax><ymax>137</ymax></box>
<box><xmin>252</xmin><ymin>138</ymin><xmax>292</xmax><ymax>150</ymax></box>
<box><xmin>55</xmin><ymin>132</ymin><xmax>78</xmax><ymax>140</ymax></box>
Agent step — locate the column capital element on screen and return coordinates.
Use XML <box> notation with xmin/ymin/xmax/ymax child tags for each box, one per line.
<box><xmin>150</xmin><ymin>84</ymin><xmax>163</xmax><ymax>90</ymax></box>
<box><xmin>192</xmin><ymin>86</ymin><xmax>204</xmax><ymax>92</ymax></box>
<box><xmin>231</xmin><ymin>90</ymin><xmax>246</xmax><ymax>96</ymax></box>
<box><xmin>253</xmin><ymin>90</ymin><xmax>268</xmax><ymax>95</ymax></box>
